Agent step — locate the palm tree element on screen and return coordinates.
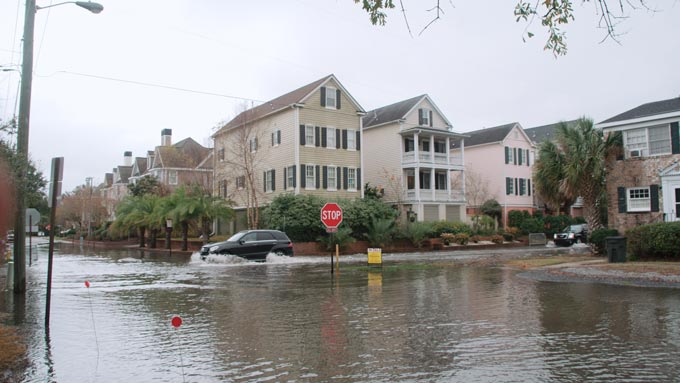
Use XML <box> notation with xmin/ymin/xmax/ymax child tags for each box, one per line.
<box><xmin>534</xmin><ymin>140</ymin><xmax>576</xmax><ymax>214</ymax></box>
<box><xmin>111</xmin><ymin>195</ymin><xmax>157</xmax><ymax>247</ymax></box>
<box><xmin>533</xmin><ymin>118</ymin><xmax>620</xmax><ymax>230</ymax></box>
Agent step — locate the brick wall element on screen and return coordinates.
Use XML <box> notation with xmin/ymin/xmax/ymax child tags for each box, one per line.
<box><xmin>606</xmin><ymin>155</ymin><xmax>675</xmax><ymax>233</ymax></box>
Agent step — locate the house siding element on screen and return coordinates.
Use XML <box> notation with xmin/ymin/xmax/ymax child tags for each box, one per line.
<box><xmin>403</xmin><ymin>98</ymin><xmax>448</xmax><ymax>129</ymax></box>
<box><xmin>363</xmin><ymin>121</ymin><xmax>402</xmax><ymax>203</ymax></box>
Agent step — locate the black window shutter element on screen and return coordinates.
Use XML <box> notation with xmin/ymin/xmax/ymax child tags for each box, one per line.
<box><xmin>272</xmin><ymin>169</ymin><xmax>276</xmax><ymax>191</ymax></box>
<box><xmin>357</xmin><ymin>168</ymin><xmax>361</xmax><ymax>189</ymax></box>
<box><xmin>527</xmin><ymin>179</ymin><xmax>531</xmax><ymax>196</ymax></box>
<box><xmin>300</xmin><ymin>165</ymin><xmax>306</xmax><ymax>188</ymax></box>
<box><xmin>343</xmin><ymin>167</ymin><xmax>348</xmax><ymax>190</ymax></box>
<box><xmin>514</xmin><ymin>178</ymin><xmax>518</xmax><ymax>195</ymax></box>
<box><xmin>650</xmin><ymin>184</ymin><xmax>660</xmax><ymax>212</ymax></box>
<box><xmin>322</xmin><ymin>128</ymin><xmax>327</xmax><ymax>148</ymax></box>
<box><xmin>323</xmin><ymin>166</ymin><xmax>328</xmax><ymax>189</ymax></box>
<box><xmin>283</xmin><ymin>167</ymin><xmax>287</xmax><ymax>190</ymax></box>
<box><xmin>506</xmin><ymin>177</ymin><xmax>512</xmax><ymax>195</ymax></box>
<box><xmin>342</xmin><ymin>129</ymin><xmax>348</xmax><ymax>149</ymax></box>
<box><xmin>293</xmin><ymin>166</ymin><xmax>297</xmax><ymax>187</ymax></box>
<box><xmin>418</xmin><ymin>109</ymin><xmax>423</xmax><ymax>125</ymax></box>
<box><xmin>277</xmin><ymin>130</ymin><xmax>281</xmax><ymax>145</ymax></box>
<box><xmin>513</xmin><ymin>148</ymin><xmax>518</xmax><ymax>165</ymax></box>
<box><xmin>356</xmin><ymin>131</ymin><xmax>361</xmax><ymax>150</ymax></box>
<box><xmin>505</xmin><ymin>147</ymin><xmax>510</xmax><ymax>164</ymax></box>
<box><xmin>336</xmin><ymin>167</ymin><xmax>341</xmax><ymax>189</ymax></box>
<box><xmin>315</xmin><ymin>126</ymin><xmax>320</xmax><ymax>147</ymax></box>
<box><xmin>299</xmin><ymin>125</ymin><xmax>305</xmax><ymax>146</ymax></box>
<box><xmin>671</xmin><ymin>122</ymin><xmax>680</xmax><ymax>154</ymax></box>
<box><xmin>617</xmin><ymin>187</ymin><xmax>627</xmax><ymax>213</ymax></box>
<box><xmin>271</xmin><ymin>132</ymin><xmax>274</xmax><ymax>146</ymax></box>
<box><xmin>320</xmin><ymin>87</ymin><xmax>326</xmax><ymax>107</ymax></box>
<box><xmin>429</xmin><ymin>110</ymin><xmax>433</xmax><ymax>127</ymax></box>
<box><xmin>336</xmin><ymin>129</ymin><xmax>341</xmax><ymax>149</ymax></box>
<box><xmin>263</xmin><ymin>171</ymin><xmax>267</xmax><ymax>192</ymax></box>
<box><xmin>526</xmin><ymin>149</ymin><xmax>530</xmax><ymax>166</ymax></box>
<box><xmin>518</xmin><ymin>150</ymin><xmax>523</xmax><ymax>165</ymax></box>
<box><xmin>315</xmin><ymin>165</ymin><xmax>320</xmax><ymax>188</ymax></box>
<box><xmin>336</xmin><ymin>89</ymin><xmax>341</xmax><ymax>110</ymax></box>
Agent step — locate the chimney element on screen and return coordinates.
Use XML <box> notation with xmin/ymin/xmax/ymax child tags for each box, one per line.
<box><xmin>124</xmin><ymin>151</ymin><xmax>132</xmax><ymax>166</ymax></box>
<box><xmin>161</xmin><ymin>129</ymin><xmax>172</xmax><ymax>146</ymax></box>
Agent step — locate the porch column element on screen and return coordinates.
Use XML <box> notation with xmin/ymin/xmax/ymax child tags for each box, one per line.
<box><xmin>430</xmin><ymin>134</ymin><xmax>435</xmax><ymax>164</ymax></box>
<box><xmin>414</xmin><ymin>132</ymin><xmax>420</xmax><ymax>201</ymax></box>
<box><xmin>431</xmin><ymin>167</ymin><xmax>435</xmax><ymax>201</ymax></box>
<box><xmin>446</xmin><ymin>137</ymin><xmax>451</xmax><ymax>165</ymax></box>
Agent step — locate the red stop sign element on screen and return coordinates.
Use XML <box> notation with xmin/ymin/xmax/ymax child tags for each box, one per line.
<box><xmin>320</xmin><ymin>203</ymin><xmax>343</xmax><ymax>228</ymax></box>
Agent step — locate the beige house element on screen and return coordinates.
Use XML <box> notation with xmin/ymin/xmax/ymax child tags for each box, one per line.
<box><xmin>362</xmin><ymin>95</ymin><xmax>467</xmax><ymax>222</ymax></box>
<box><xmin>212</xmin><ymin>74</ymin><xmax>365</xmax><ymax>231</ymax></box>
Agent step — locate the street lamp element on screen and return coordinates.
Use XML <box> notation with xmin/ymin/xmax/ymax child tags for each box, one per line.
<box><xmin>12</xmin><ymin>0</ymin><xmax>103</xmax><ymax>294</ymax></box>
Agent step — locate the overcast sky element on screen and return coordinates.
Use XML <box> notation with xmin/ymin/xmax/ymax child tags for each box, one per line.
<box><xmin>1</xmin><ymin>0</ymin><xmax>679</xmax><ymax>192</ymax></box>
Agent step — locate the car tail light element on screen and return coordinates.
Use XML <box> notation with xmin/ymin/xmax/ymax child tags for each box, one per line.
<box><xmin>287</xmin><ymin>242</ymin><xmax>293</xmax><ymax>248</ymax></box>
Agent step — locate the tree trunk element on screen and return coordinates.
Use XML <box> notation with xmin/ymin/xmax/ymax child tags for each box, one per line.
<box><xmin>181</xmin><ymin>221</ymin><xmax>189</xmax><ymax>251</ymax></box>
<box><xmin>149</xmin><ymin>228</ymin><xmax>157</xmax><ymax>249</ymax></box>
<box><xmin>139</xmin><ymin>226</ymin><xmax>146</xmax><ymax>248</ymax></box>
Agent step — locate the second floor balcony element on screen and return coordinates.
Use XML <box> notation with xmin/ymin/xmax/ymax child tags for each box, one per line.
<box><xmin>400</xmin><ymin>127</ymin><xmax>466</xmax><ymax>169</ymax></box>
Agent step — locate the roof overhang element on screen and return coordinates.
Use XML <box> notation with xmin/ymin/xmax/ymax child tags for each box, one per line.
<box><xmin>399</xmin><ymin>126</ymin><xmax>469</xmax><ymax>138</ymax></box>
<box><xmin>597</xmin><ymin>111</ymin><xmax>680</xmax><ymax>131</ymax></box>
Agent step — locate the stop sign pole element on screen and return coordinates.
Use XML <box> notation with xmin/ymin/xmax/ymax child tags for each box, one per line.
<box><xmin>321</xmin><ymin>203</ymin><xmax>343</xmax><ymax>274</ymax></box>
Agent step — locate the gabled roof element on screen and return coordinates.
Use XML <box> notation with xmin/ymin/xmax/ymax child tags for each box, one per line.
<box><xmin>115</xmin><ymin>166</ymin><xmax>132</xmax><ymax>184</ymax></box>
<box><xmin>131</xmin><ymin>157</ymin><xmax>148</xmax><ymax>176</ymax></box>
<box><xmin>362</xmin><ymin>94</ymin><xmax>453</xmax><ymax>129</ymax></box>
<box><xmin>464</xmin><ymin>123</ymin><xmax>519</xmax><ymax>147</ymax></box>
<box><xmin>363</xmin><ymin>95</ymin><xmax>424</xmax><ymax>128</ymax></box>
<box><xmin>600</xmin><ymin>96</ymin><xmax>680</xmax><ymax>124</ymax></box>
<box><xmin>154</xmin><ymin>137</ymin><xmax>211</xmax><ymax>169</ymax></box>
<box><xmin>525</xmin><ymin>119</ymin><xmax>579</xmax><ymax>144</ymax></box>
<box><xmin>214</xmin><ymin>74</ymin><xmax>364</xmax><ymax>136</ymax></box>
<box><xmin>104</xmin><ymin>173</ymin><xmax>113</xmax><ymax>187</ymax></box>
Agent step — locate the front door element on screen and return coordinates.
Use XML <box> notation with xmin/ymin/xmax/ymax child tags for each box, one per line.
<box><xmin>675</xmin><ymin>188</ymin><xmax>680</xmax><ymax>221</ymax></box>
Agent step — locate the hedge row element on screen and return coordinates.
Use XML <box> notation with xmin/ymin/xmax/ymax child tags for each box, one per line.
<box><xmin>626</xmin><ymin>222</ymin><xmax>680</xmax><ymax>260</ymax></box>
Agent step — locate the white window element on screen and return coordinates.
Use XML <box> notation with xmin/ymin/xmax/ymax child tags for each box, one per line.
<box><xmin>327</xmin><ymin>127</ymin><xmax>336</xmax><ymax>149</ymax></box>
<box><xmin>325</xmin><ymin>87</ymin><xmax>337</xmax><ymax>109</ymax></box>
<box><xmin>272</xmin><ymin>130</ymin><xmax>281</xmax><ymax>146</ymax></box>
<box><xmin>648</xmin><ymin>125</ymin><xmax>671</xmax><ymax>155</ymax></box>
<box><xmin>347</xmin><ymin>129</ymin><xmax>356</xmax><ymax>150</ymax></box>
<box><xmin>168</xmin><ymin>170</ymin><xmax>178</xmax><ymax>185</ymax></box>
<box><xmin>624</xmin><ymin>125</ymin><xmax>671</xmax><ymax>157</ymax></box>
<box><xmin>250</xmin><ymin>137</ymin><xmax>258</xmax><ymax>153</ymax></box>
<box><xmin>507</xmin><ymin>147</ymin><xmax>514</xmax><ymax>163</ymax></box>
<box><xmin>306</xmin><ymin>165</ymin><xmax>316</xmax><ymax>189</ymax></box>
<box><xmin>327</xmin><ymin>165</ymin><xmax>337</xmax><ymax>191</ymax></box>
<box><xmin>347</xmin><ymin>168</ymin><xmax>356</xmax><ymax>190</ymax></box>
<box><xmin>305</xmin><ymin>125</ymin><xmax>315</xmax><ymax>146</ymax></box>
<box><xmin>287</xmin><ymin>165</ymin><xmax>295</xmax><ymax>190</ymax></box>
<box><xmin>420</xmin><ymin>108</ymin><xmax>430</xmax><ymax>126</ymax></box>
<box><xmin>265</xmin><ymin>170</ymin><xmax>274</xmax><ymax>192</ymax></box>
<box><xmin>435</xmin><ymin>172</ymin><xmax>447</xmax><ymax>190</ymax></box>
<box><xmin>236</xmin><ymin>176</ymin><xmax>245</xmax><ymax>190</ymax></box>
<box><xmin>628</xmin><ymin>187</ymin><xmax>650</xmax><ymax>212</ymax></box>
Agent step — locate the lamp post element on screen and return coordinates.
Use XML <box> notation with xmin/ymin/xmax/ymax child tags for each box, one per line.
<box><xmin>12</xmin><ymin>0</ymin><xmax>103</xmax><ymax>294</ymax></box>
<box><xmin>166</xmin><ymin>219</ymin><xmax>173</xmax><ymax>255</ymax></box>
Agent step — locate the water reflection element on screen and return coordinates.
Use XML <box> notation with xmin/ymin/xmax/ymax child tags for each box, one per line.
<box><xmin>1</xmin><ymin>244</ymin><xmax>679</xmax><ymax>382</ymax></box>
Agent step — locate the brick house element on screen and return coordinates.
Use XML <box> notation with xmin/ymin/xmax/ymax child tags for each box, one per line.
<box><xmin>362</xmin><ymin>94</ymin><xmax>467</xmax><ymax>223</ymax></box>
<box><xmin>597</xmin><ymin>96</ymin><xmax>680</xmax><ymax>233</ymax></box>
<box><xmin>212</xmin><ymin>74</ymin><xmax>364</xmax><ymax>232</ymax></box>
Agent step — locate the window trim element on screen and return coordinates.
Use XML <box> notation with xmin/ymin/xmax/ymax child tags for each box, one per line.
<box><xmin>346</xmin><ymin>128</ymin><xmax>356</xmax><ymax>150</ymax></box>
<box><xmin>627</xmin><ymin>187</ymin><xmax>651</xmax><ymax>212</ymax></box>
<box><xmin>624</xmin><ymin>124</ymin><xmax>672</xmax><ymax>158</ymax></box>
<box><xmin>327</xmin><ymin>165</ymin><xmax>337</xmax><ymax>191</ymax></box>
<box><xmin>326</xmin><ymin>127</ymin><xmax>336</xmax><ymax>150</ymax></box>
<box><xmin>286</xmin><ymin>165</ymin><xmax>295</xmax><ymax>190</ymax></box>
<box><xmin>305</xmin><ymin>124</ymin><xmax>315</xmax><ymax>147</ymax></box>
<box><xmin>325</xmin><ymin>86</ymin><xmax>337</xmax><ymax>109</ymax></box>
<box><xmin>265</xmin><ymin>169</ymin><xmax>274</xmax><ymax>193</ymax></box>
<box><xmin>168</xmin><ymin>170</ymin><xmax>178</xmax><ymax>185</ymax></box>
<box><xmin>347</xmin><ymin>167</ymin><xmax>357</xmax><ymax>191</ymax></box>
<box><xmin>305</xmin><ymin>164</ymin><xmax>316</xmax><ymax>190</ymax></box>
<box><xmin>249</xmin><ymin>137</ymin><xmax>258</xmax><ymax>153</ymax></box>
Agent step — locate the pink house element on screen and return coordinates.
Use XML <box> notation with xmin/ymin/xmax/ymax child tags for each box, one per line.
<box><xmin>455</xmin><ymin>122</ymin><xmax>536</xmax><ymax>226</ymax></box>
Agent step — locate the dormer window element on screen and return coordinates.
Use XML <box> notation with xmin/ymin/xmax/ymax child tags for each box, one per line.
<box><xmin>321</xmin><ymin>86</ymin><xmax>340</xmax><ymax>109</ymax></box>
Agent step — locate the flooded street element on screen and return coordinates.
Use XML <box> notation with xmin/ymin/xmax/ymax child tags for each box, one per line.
<box><xmin>3</xmin><ymin>244</ymin><xmax>680</xmax><ymax>382</ymax></box>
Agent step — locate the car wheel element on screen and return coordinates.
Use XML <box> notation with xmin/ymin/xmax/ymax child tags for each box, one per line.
<box><xmin>576</xmin><ymin>238</ymin><xmax>582</xmax><ymax>244</ymax></box>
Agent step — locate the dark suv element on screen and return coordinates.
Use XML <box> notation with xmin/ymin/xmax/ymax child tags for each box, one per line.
<box><xmin>553</xmin><ymin>224</ymin><xmax>588</xmax><ymax>246</ymax></box>
<box><xmin>200</xmin><ymin>230</ymin><xmax>294</xmax><ymax>261</ymax></box>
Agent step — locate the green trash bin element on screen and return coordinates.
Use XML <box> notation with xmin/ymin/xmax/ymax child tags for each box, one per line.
<box><xmin>605</xmin><ymin>236</ymin><xmax>627</xmax><ymax>263</ymax></box>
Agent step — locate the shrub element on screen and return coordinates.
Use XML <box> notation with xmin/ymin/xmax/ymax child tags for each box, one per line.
<box><xmin>440</xmin><ymin>233</ymin><xmax>455</xmax><ymax>245</ymax></box>
<box><xmin>543</xmin><ymin>215</ymin><xmax>574</xmax><ymax>237</ymax></box>
<box><xmin>520</xmin><ymin>218</ymin><xmax>544</xmax><ymax>235</ymax></box>
<box><xmin>472</xmin><ymin>215</ymin><xmax>496</xmax><ymax>235</ymax></box>
<box><xmin>342</xmin><ymin>198</ymin><xmax>398</xmax><ymax>239</ymax></box>
<box><xmin>454</xmin><ymin>233</ymin><xmax>470</xmax><ymax>245</ymax></box>
<box><xmin>480</xmin><ymin>199</ymin><xmax>502</xmax><ymax>221</ymax></box>
<box><xmin>430</xmin><ymin>221</ymin><xmax>472</xmax><ymax>236</ymax></box>
<box><xmin>263</xmin><ymin>194</ymin><xmax>325</xmax><ymax>242</ymax></box>
<box><xmin>470</xmin><ymin>235</ymin><xmax>481</xmax><ymax>243</ymax></box>
<box><xmin>365</xmin><ymin>218</ymin><xmax>395</xmax><ymax>248</ymax></box>
<box><xmin>508</xmin><ymin>210</ymin><xmax>531</xmax><ymax>229</ymax></box>
<box><xmin>627</xmin><ymin>222</ymin><xmax>680</xmax><ymax>260</ymax></box>
<box><xmin>589</xmin><ymin>228</ymin><xmax>619</xmax><ymax>255</ymax></box>
<box><xmin>401</xmin><ymin>222</ymin><xmax>431</xmax><ymax>248</ymax></box>
<box><xmin>503</xmin><ymin>227</ymin><xmax>520</xmax><ymax>241</ymax></box>
<box><xmin>490</xmin><ymin>234</ymin><xmax>504</xmax><ymax>244</ymax></box>
<box><xmin>318</xmin><ymin>227</ymin><xmax>356</xmax><ymax>252</ymax></box>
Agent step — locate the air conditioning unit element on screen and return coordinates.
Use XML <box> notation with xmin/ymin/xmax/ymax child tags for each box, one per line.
<box><xmin>629</xmin><ymin>150</ymin><xmax>642</xmax><ymax>158</ymax></box>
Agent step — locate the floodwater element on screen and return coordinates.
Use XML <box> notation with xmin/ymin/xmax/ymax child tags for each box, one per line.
<box><xmin>2</xmin><ymin>244</ymin><xmax>680</xmax><ymax>382</ymax></box>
